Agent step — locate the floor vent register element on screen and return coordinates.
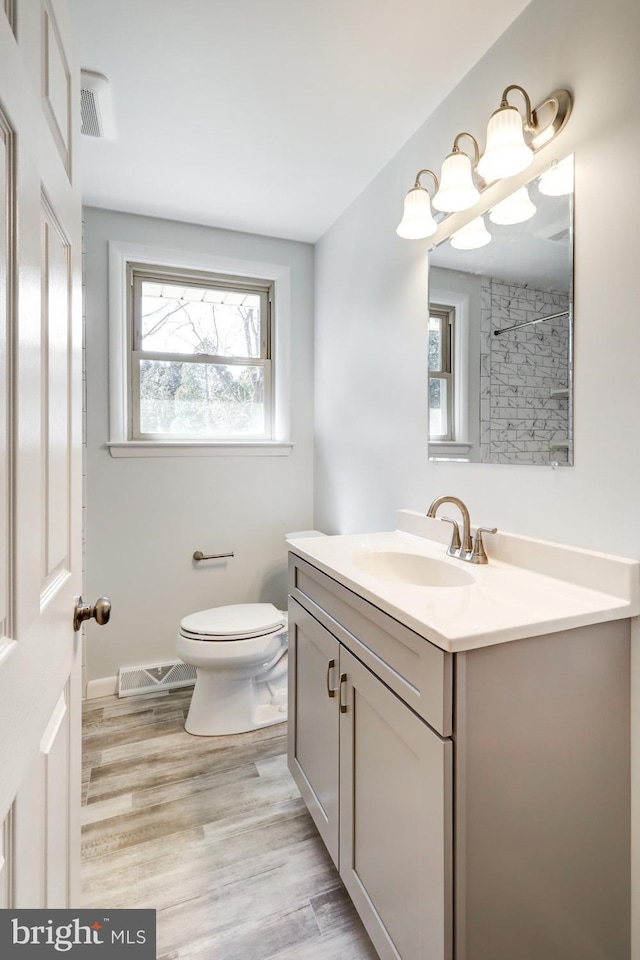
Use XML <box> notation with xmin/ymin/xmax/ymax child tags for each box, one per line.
<box><xmin>118</xmin><ymin>660</ymin><xmax>197</xmax><ymax>698</ymax></box>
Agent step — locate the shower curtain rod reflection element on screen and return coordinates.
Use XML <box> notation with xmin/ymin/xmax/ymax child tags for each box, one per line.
<box><xmin>493</xmin><ymin>310</ymin><xmax>570</xmax><ymax>336</ymax></box>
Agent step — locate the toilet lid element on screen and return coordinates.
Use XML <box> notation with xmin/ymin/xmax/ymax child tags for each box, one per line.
<box><xmin>180</xmin><ymin>603</ymin><xmax>286</xmax><ymax>638</ymax></box>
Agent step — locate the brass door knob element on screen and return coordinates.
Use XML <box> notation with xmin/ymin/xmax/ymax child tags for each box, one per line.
<box><xmin>73</xmin><ymin>596</ymin><xmax>111</xmax><ymax>632</ymax></box>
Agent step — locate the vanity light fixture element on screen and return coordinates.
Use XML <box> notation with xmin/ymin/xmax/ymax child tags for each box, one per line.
<box><xmin>538</xmin><ymin>155</ymin><xmax>574</xmax><ymax>196</ymax></box>
<box><xmin>432</xmin><ymin>133</ymin><xmax>481</xmax><ymax>213</ymax></box>
<box><xmin>476</xmin><ymin>85</ymin><xmax>535</xmax><ymax>181</ymax></box>
<box><xmin>489</xmin><ymin>185</ymin><xmax>536</xmax><ymax>225</ymax></box>
<box><xmin>397</xmin><ymin>84</ymin><xmax>572</xmax><ymax>240</ymax></box>
<box><xmin>396</xmin><ymin>169</ymin><xmax>439</xmax><ymax>239</ymax></box>
<box><xmin>450</xmin><ymin>216</ymin><xmax>491</xmax><ymax>250</ymax></box>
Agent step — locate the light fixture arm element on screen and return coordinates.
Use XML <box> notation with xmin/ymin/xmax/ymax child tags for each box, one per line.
<box><xmin>500</xmin><ymin>84</ymin><xmax>535</xmax><ymax>131</ymax></box>
<box><xmin>413</xmin><ymin>168</ymin><xmax>439</xmax><ymax>193</ymax></box>
<box><xmin>452</xmin><ymin>132</ymin><xmax>480</xmax><ymax>167</ymax></box>
<box><xmin>499</xmin><ymin>85</ymin><xmax>573</xmax><ymax>146</ymax></box>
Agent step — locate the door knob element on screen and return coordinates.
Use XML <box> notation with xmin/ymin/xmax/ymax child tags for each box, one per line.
<box><xmin>73</xmin><ymin>596</ymin><xmax>111</xmax><ymax>632</ymax></box>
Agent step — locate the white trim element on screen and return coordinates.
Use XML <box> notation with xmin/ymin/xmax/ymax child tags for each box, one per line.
<box><xmin>108</xmin><ymin>241</ymin><xmax>292</xmax><ymax>451</ymax></box>
<box><xmin>0</xmin><ymin>638</ymin><xmax>16</xmax><ymax>669</ymax></box>
<box><xmin>107</xmin><ymin>440</ymin><xmax>293</xmax><ymax>458</ymax></box>
<box><xmin>428</xmin><ymin>441</ymin><xmax>472</xmax><ymax>459</ymax></box>
<box><xmin>39</xmin><ymin>693</ymin><xmax>67</xmax><ymax>754</ymax></box>
<box><xmin>85</xmin><ymin>676</ymin><xmax>118</xmax><ymax>700</ymax></box>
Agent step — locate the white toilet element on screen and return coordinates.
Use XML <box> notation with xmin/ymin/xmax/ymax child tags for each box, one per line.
<box><xmin>176</xmin><ymin>602</ymin><xmax>288</xmax><ymax>736</ymax></box>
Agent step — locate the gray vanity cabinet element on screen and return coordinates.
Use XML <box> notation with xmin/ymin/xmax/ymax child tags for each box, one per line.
<box><xmin>288</xmin><ymin>550</ymin><xmax>632</xmax><ymax>960</ymax></box>
<box><xmin>288</xmin><ymin>557</ymin><xmax>453</xmax><ymax>960</ymax></box>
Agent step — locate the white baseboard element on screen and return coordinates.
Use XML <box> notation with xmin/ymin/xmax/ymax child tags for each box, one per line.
<box><xmin>85</xmin><ymin>676</ymin><xmax>118</xmax><ymax>700</ymax></box>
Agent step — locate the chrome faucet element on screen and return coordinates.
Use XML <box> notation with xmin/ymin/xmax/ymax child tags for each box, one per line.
<box><xmin>426</xmin><ymin>495</ymin><xmax>497</xmax><ymax>564</ymax></box>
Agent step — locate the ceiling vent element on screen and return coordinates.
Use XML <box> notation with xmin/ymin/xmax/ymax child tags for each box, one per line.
<box><xmin>80</xmin><ymin>70</ymin><xmax>116</xmax><ymax>139</ymax></box>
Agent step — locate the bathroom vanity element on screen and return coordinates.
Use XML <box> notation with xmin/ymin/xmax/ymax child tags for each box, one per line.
<box><xmin>286</xmin><ymin>512</ymin><xmax>639</xmax><ymax>960</ymax></box>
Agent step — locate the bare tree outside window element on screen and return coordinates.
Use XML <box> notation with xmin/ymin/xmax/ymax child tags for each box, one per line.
<box><xmin>128</xmin><ymin>267</ymin><xmax>273</xmax><ymax>440</ymax></box>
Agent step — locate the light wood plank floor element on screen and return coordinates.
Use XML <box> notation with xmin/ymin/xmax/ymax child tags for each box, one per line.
<box><xmin>82</xmin><ymin>687</ymin><xmax>378</xmax><ymax>959</ymax></box>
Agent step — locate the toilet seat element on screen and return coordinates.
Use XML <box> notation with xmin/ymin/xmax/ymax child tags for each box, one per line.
<box><xmin>177</xmin><ymin>608</ymin><xmax>288</xmax><ymax>675</ymax></box>
<box><xmin>179</xmin><ymin>625</ymin><xmax>285</xmax><ymax>642</ymax></box>
<box><xmin>179</xmin><ymin>602</ymin><xmax>286</xmax><ymax>642</ymax></box>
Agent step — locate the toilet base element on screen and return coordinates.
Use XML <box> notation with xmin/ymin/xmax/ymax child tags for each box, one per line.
<box><xmin>184</xmin><ymin>668</ymin><xmax>288</xmax><ymax>737</ymax></box>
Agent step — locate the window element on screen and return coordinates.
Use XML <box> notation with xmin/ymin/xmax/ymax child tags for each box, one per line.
<box><xmin>108</xmin><ymin>242</ymin><xmax>292</xmax><ymax>458</ymax></box>
<box><xmin>128</xmin><ymin>264</ymin><xmax>273</xmax><ymax>441</ymax></box>
<box><xmin>428</xmin><ymin>304</ymin><xmax>455</xmax><ymax>440</ymax></box>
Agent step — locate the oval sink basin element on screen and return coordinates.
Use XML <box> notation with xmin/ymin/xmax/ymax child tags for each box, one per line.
<box><xmin>351</xmin><ymin>550</ymin><xmax>475</xmax><ymax>587</ymax></box>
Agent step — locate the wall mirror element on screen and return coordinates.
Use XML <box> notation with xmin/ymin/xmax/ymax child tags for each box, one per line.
<box><xmin>427</xmin><ymin>155</ymin><xmax>574</xmax><ymax>466</ymax></box>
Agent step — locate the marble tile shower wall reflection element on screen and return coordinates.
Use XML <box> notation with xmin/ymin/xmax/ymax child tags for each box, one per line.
<box><xmin>480</xmin><ymin>279</ymin><xmax>571</xmax><ymax>464</ymax></box>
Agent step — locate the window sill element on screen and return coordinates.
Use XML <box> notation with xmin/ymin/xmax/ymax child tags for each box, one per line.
<box><xmin>428</xmin><ymin>440</ymin><xmax>473</xmax><ymax>459</ymax></box>
<box><xmin>107</xmin><ymin>441</ymin><xmax>294</xmax><ymax>458</ymax></box>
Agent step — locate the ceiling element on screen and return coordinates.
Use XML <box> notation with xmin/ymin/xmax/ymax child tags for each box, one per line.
<box><xmin>69</xmin><ymin>0</ymin><xmax>532</xmax><ymax>243</ymax></box>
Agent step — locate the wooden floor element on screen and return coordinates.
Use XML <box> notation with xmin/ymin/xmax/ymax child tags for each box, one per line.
<box><xmin>81</xmin><ymin>687</ymin><xmax>378</xmax><ymax>960</ymax></box>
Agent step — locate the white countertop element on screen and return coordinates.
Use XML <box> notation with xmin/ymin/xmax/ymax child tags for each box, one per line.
<box><xmin>287</xmin><ymin>512</ymin><xmax>640</xmax><ymax>653</ymax></box>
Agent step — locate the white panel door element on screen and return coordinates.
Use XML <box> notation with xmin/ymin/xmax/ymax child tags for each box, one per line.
<box><xmin>0</xmin><ymin>0</ymin><xmax>83</xmax><ymax>907</ymax></box>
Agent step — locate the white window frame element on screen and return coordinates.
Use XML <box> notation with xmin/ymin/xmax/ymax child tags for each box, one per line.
<box><xmin>428</xmin><ymin>304</ymin><xmax>455</xmax><ymax>441</ymax></box>
<box><xmin>107</xmin><ymin>241</ymin><xmax>292</xmax><ymax>457</ymax></box>
<box><xmin>128</xmin><ymin>263</ymin><xmax>273</xmax><ymax>441</ymax></box>
<box><xmin>427</xmin><ymin>287</ymin><xmax>473</xmax><ymax>458</ymax></box>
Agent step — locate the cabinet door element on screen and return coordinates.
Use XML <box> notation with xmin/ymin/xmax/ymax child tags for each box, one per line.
<box><xmin>287</xmin><ymin>598</ymin><xmax>340</xmax><ymax>865</ymax></box>
<box><xmin>339</xmin><ymin>648</ymin><xmax>453</xmax><ymax>960</ymax></box>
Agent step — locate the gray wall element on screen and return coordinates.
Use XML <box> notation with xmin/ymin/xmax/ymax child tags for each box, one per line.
<box><xmin>84</xmin><ymin>208</ymin><xmax>314</xmax><ymax>683</ymax></box>
<box><xmin>312</xmin><ymin>0</ymin><xmax>640</xmax><ymax>948</ymax></box>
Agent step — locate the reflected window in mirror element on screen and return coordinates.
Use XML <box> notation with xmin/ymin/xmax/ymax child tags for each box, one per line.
<box><xmin>427</xmin><ymin>155</ymin><xmax>574</xmax><ymax>466</ymax></box>
<box><xmin>428</xmin><ymin>305</ymin><xmax>454</xmax><ymax>441</ymax></box>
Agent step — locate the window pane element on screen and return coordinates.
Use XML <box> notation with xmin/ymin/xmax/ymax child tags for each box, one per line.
<box><xmin>139</xmin><ymin>280</ymin><xmax>262</xmax><ymax>358</ymax></box>
<box><xmin>138</xmin><ymin>360</ymin><xmax>265</xmax><ymax>436</ymax></box>
<box><xmin>428</xmin><ymin>316</ymin><xmax>443</xmax><ymax>371</ymax></box>
<box><xmin>429</xmin><ymin>376</ymin><xmax>448</xmax><ymax>437</ymax></box>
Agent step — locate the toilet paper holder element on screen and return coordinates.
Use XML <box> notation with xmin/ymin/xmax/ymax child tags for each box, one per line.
<box><xmin>193</xmin><ymin>550</ymin><xmax>235</xmax><ymax>561</ymax></box>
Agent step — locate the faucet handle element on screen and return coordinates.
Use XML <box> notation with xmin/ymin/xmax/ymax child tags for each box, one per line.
<box><xmin>440</xmin><ymin>516</ymin><xmax>462</xmax><ymax>553</ymax></box>
<box><xmin>470</xmin><ymin>526</ymin><xmax>498</xmax><ymax>564</ymax></box>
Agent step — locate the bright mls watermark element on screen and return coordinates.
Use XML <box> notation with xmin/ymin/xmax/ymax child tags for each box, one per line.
<box><xmin>0</xmin><ymin>910</ymin><xmax>155</xmax><ymax>956</ymax></box>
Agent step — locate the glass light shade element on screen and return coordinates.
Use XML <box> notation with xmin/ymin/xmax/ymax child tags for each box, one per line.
<box><xmin>477</xmin><ymin>105</ymin><xmax>534</xmax><ymax>181</ymax></box>
<box><xmin>538</xmin><ymin>156</ymin><xmax>574</xmax><ymax>196</ymax></box>
<box><xmin>396</xmin><ymin>187</ymin><xmax>438</xmax><ymax>239</ymax></box>
<box><xmin>489</xmin><ymin>186</ymin><xmax>536</xmax><ymax>225</ymax></box>
<box><xmin>432</xmin><ymin>152</ymin><xmax>480</xmax><ymax>213</ymax></box>
<box><xmin>450</xmin><ymin>216</ymin><xmax>491</xmax><ymax>250</ymax></box>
